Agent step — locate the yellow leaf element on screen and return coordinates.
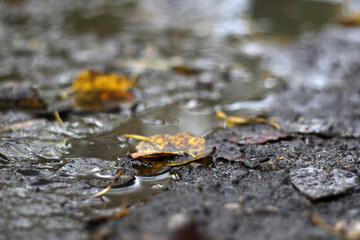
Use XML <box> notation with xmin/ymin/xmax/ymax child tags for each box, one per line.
<box><xmin>216</xmin><ymin>111</ymin><xmax>281</xmax><ymax>130</ymax></box>
<box><xmin>70</xmin><ymin>70</ymin><xmax>135</xmax><ymax>110</ymax></box>
<box><xmin>72</xmin><ymin>70</ymin><xmax>134</xmax><ymax>92</ymax></box>
<box><xmin>123</xmin><ymin>132</ymin><xmax>213</xmax><ymax>168</ymax></box>
<box><xmin>338</xmin><ymin>11</ymin><xmax>360</xmax><ymax>26</ymax></box>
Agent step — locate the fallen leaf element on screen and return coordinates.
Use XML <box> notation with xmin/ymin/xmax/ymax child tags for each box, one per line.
<box><xmin>123</xmin><ymin>133</ymin><xmax>214</xmax><ymax>168</ymax></box>
<box><xmin>72</xmin><ymin>70</ymin><xmax>134</xmax><ymax>92</ymax></box>
<box><xmin>216</xmin><ymin>111</ymin><xmax>281</xmax><ymax>130</ymax></box>
<box><xmin>91</xmin><ymin>133</ymin><xmax>213</xmax><ymax>198</ymax></box>
<box><xmin>70</xmin><ymin>70</ymin><xmax>135</xmax><ymax>110</ymax></box>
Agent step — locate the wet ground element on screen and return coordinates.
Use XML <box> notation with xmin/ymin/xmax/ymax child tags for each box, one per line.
<box><xmin>1</xmin><ymin>0</ymin><xmax>360</xmax><ymax>239</ymax></box>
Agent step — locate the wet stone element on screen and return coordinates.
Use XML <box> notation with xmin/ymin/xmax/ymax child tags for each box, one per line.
<box><xmin>57</xmin><ymin>157</ymin><xmax>133</xmax><ymax>187</ymax></box>
<box><xmin>289</xmin><ymin>166</ymin><xmax>359</xmax><ymax>200</ymax></box>
<box><xmin>0</xmin><ymin>139</ymin><xmax>69</xmax><ymax>163</ymax></box>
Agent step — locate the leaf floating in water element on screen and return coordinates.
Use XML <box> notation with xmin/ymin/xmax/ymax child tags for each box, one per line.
<box><xmin>216</xmin><ymin>111</ymin><xmax>281</xmax><ymax>130</ymax></box>
<box><xmin>122</xmin><ymin>132</ymin><xmax>214</xmax><ymax>168</ymax></box>
<box><xmin>70</xmin><ymin>70</ymin><xmax>135</xmax><ymax>111</ymax></box>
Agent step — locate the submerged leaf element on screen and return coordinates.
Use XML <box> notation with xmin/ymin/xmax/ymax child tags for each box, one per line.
<box><xmin>124</xmin><ymin>132</ymin><xmax>213</xmax><ymax>168</ymax></box>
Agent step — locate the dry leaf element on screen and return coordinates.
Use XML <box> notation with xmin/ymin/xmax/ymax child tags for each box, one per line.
<box><xmin>123</xmin><ymin>132</ymin><xmax>214</xmax><ymax>168</ymax></box>
<box><xmin>216</xmin><ymin>111</ymin><xmax>281</xmax><ymax>130</ymax></box>
<box><xmin>71</xmin><ymin>70</ymin><xmax>135</xmax><ymax>110</ymax></box>
<box><xmin>73</xmin><ymin>70</ymin><xmax>134</xmax><ymax>92</ymax></box>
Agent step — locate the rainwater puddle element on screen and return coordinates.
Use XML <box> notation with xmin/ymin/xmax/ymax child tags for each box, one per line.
<box><xmin>251</xmin><ymin>0</ymin><xmax>340</xmax><ymax>36</ymax></box>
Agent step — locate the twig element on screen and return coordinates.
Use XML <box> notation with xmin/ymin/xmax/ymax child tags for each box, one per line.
<box><xmin>91</xmin><ymin>170</ymin><xmax>123</xmax><ymax>198</ymax></box>
<box><xmin>331</xmin><ymin>142</ymin><xmax>347</xmax><ymax>168</ymax></box>
<box><xmin>121</xmin><ymin>134</ymin><xmax>148</xmax><ymax>141</ymax></box>
<box><xmin>312</xmin><ymin>213</ymin><xmax>360</xmax><ymax>239</ymax></box>
<box><xmin>54</xmin><ymin>111</ymin><xmax>65</xmax><ymax>128</ymax></box>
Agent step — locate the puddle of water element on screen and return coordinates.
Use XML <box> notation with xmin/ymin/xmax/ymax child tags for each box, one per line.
<box><xmin>63</xmin><ymin>2</ymin><xmax>138</xmax><ymax>37</ymax></box>
<box><xmin>250</xmin><ymin>0</ymin><xmax>341</xmax><ymax>36</ymax></box>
